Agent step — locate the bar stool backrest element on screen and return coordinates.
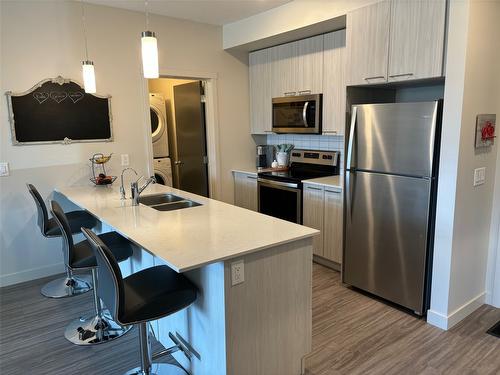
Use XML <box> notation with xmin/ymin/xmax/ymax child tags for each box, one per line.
<box><xmin>50</xmin><ymin>200</ymin><xmax>75</xmax><ymax>267</ymax></box>
<box><xmin>81</xmin><ymin>227</ymin><xmax>124</xmax><ymax>323</ymax></box>
<box><xmin>27</xmin><ymin>184</ymin><xmax>50</xmax><ymax>237</ymax></box>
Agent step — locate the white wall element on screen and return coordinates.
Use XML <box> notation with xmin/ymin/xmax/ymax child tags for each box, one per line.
<box><xmin>428</xmin><ymin>0</ymin><xmax>500</xmax><ymax>329</ymax></box>
<box><xmin>0</xmin><ymin>1</ymin><xmax>254</xmax><ymax>286</ymax></box>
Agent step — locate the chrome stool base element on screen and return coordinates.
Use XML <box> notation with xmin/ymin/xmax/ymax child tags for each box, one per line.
<box><xmin>64</xmin><ymin>309</ymin><xmax>131</xmax><ymax>346</ymax></box>
<box><xmin>125</xmin><ymin>363</ymin><xmax>187</xmax><ymax>375</ymax></box>
<box><xmin>41</xmin><ymin>274</ymin><xmax>92</xmax><ymax>298</ymax></box>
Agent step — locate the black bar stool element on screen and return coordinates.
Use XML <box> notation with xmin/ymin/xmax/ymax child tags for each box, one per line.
<box><xmin>82</xmin><ymin>227</ymin><xmax>198</xmax><ymax>375</ymax></box>
<box><xmin>50</xmin><ymin>201</ymin><xmax>135</xmax><ymax>346</ymax></box>
<box><xmin>27</xmin><ymin>183</ymin><xmax>99</xmax><ymax>298</ymax></box>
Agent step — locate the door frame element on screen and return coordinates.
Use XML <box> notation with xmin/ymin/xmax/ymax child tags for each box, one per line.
<box><xmin>139</xmin><ymin>68</ymin><xmax>221</xmax><ymax>200</ymax></box>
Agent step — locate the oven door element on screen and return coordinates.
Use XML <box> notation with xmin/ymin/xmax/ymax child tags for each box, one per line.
<box><xmin>272</xmin><ymin>94</ymin><xmax>322</xmax><ymax>134</ymax></box>
<box><xmin>258</xmin><ymin>178</ymin><xmax>302</xmax><ymax>224</ymax></box>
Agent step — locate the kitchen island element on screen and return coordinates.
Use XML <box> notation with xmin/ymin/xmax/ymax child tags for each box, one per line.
<box><xmin>56</xmin><ymin>184</ymin><xmax>317</xmax><ymax>375</ymax></box>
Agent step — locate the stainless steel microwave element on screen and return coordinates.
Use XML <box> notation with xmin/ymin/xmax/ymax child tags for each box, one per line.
<box><xmin>272</xmin><ymin>94</ymin><xmax>322</xmax><ymax>134</ymax></box>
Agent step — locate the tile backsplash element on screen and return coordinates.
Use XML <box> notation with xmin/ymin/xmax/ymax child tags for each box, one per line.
<box><xmin>266</xmin><ymin>134</ymin><xmax>345</xmax><ymax>170</ymax></box>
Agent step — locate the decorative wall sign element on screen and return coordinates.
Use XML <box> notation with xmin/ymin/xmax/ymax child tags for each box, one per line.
<box><xmin>475</xmin><ymin>114</ymin><xmax>496</xmax><ymax>149</ymax></box>
<box><xmin>5</xmin><ymin>76</ymin><xmax>113</xmax><ymax>145</ymax></box>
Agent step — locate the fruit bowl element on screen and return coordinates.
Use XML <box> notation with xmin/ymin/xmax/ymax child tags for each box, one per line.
<box><xmin>90</xmin><ymin>175</ymin><xmax>117</xmax><ymax>186</ymax></box>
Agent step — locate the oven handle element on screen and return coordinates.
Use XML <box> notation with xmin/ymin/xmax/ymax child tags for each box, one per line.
<box><xmin>302</xmin><ymin>101</ymin><xmax>310</xmax><ymax>128</ymax></box>
<box><xmin>257</xmin><ymin>178</ymin><xmax>300</xmax><ymax>190</ymax></box>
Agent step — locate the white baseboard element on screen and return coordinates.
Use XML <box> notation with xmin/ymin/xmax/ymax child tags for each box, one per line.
<box><xmin>427</xmin><ymin>291</ymin><xmax>486</xmax><ymax>330</ymax></box>
<box><xmin>0</xmin><ymin>262</ymin><xmax>65</xmax><ymax>287</ymax></box>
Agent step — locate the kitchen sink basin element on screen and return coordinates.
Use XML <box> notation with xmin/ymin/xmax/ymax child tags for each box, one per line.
<box><xmin>137</xmin><ymin>193</ymin><xmax>184</xmax><ymax>206</ymax></box>
<box><xmin>151</xmin><ymin>200</ymin><xmax>201</xmax><ymax>211</ymax></box>
<box><xmin>138</xmin><ymin>193</ymin><xmax>201</xmax><ymax>211</ymax></box>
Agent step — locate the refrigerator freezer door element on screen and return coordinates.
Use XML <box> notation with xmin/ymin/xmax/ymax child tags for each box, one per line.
<box><xmin>351</xmin><ymin>102</ymin><xmax>438</xmax><ymax>177</ymax></box>
<box><xmin>343</xmin><ymin>170</ymin><xmax>431</xmax><ymax>314</ymax></box>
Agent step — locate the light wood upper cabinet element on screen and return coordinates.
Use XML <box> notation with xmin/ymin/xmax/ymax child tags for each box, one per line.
<box><xmin>388</xmin><ymin>0</ymin><xmax>446</xmax><ymax>81</ymax></box>
<box><xmin>270</xmin><ymin>42</ymin><xmax>297</xmax><ymax>97</ymax></box>
<box><xmin>295</xmin><ymin>35</ymin><xmax>324</xmax><ymax>95</ymax></box>
<box><xmin>249</xmin><ymin>49</ymin><xmax>272</xmax><ymax>134</ymax></box>
<box><xmin>303</xmin><ymin>184</ymin><xmax>325</xmax><ymax>257</ymax></box>
<box><xmin>271</xmin><ymin>35</ymin><xmax>324</xmax><ymax>97</ymax></box>
<box><xmin>323</xmin><ymin>189</ymin><xmax>343</xmax><ymax>264</ymax></box>
<box><xmin>323</xmin><ymin>29</ymin><xmax>346</xmax><ymax>135</ymax></box>
<box><xmin>233</xmin><ymin>172</ymin><xmax>258</xmax><ymax>211</ymax></box>
<box><xmin>346</xmin><ymin>0</ymin><xmax>391</xmax><ymax>85</ymax></box>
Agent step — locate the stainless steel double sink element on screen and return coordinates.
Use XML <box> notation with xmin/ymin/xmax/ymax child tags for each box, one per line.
<box><xmin>138</xmin><ymin>193</ymin><xmax>201</xmax><ymax>212</ymax></box>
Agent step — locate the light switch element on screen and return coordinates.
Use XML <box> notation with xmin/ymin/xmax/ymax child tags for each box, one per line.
<box><xmin>121</xmin><ymin>154</ymin><xmax>130</xmax><ymax>167</ymax></box>
<box><xmin>0</xmin><ymin>162</ymin><xmax>9</xmax><ymax>177</ymax></box>
<box><xmin>473</xmin><ymin>167</ymin><xmax>486</xmax><ymax>186</ymax></box>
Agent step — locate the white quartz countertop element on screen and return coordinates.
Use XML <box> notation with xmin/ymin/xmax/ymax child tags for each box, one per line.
<box><xmin>303</xmin><ymin>175</ymin><xmax>343</xmax><ymax>191</ymax></box>
<box><xmin>56</xmin><ymin>184</ymin><xmax>317</xmax><ymax>273</ymax></box>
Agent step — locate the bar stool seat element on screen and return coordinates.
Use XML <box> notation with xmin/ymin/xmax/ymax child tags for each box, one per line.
<box><xmin>120</xmin><ymin>265</ymin><xmax>197</xmax><ymax>325</ymax></box>
<box><xmin>82</xmin><ymin>228</ymin><xmax>197</xmax><ymax>375</ymax></box>
<box><xmin>44</xmin><ymin>211</ymin><xmax>98</xmax><ymax>237</ymax></box>
<box><xmin>71</xmin><ymin>232</ymin><xmax>133</xmax><ymax>269</ymax></box>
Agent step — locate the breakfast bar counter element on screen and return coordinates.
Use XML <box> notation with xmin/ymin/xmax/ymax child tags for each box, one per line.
<box><xmin>56</xmin><ymin>184</ymin><xmax>317</xmax><ymax>375</ymax></box>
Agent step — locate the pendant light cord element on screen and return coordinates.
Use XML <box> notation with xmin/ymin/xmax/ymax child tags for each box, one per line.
<box><xmin>81</xmin><ymin>0</ymin><xmax>89</xmax><ymax>60</ymax></box>
<box><xmin>145</xmin><ymin>0</ymin><xmax>149</xmax><ymax>30</ymax></box>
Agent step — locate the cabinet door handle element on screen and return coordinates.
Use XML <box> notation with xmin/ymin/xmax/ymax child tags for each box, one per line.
<box><xmin>364</xmin><ymin>75</ymin><xmax>385</xmax><ymax>81</ymax></box>
<box><xmin>284</xmin><ymin>91</ymin><xmax>297</xmax><ymax>96</ymax></box>
<box><xmin>325</xmin><ymin>189</ymin><xmax>341</xmax><ymax>194</ymax></box>
<box><xmin>322</xmin><ymin>131</ymin><xmax>338</xmax><ymax>134</ymax></box>
<box><xmin>247</xmin><ymin>176</ymin><xmax>257</xmax><ymax>180</ymax></box>
<box><xmin>389</xmin><ymin>73</ymin><xmax>414</xmax><ymax>78</ymax></box>
<box><xmin>298</xmin><ymin>90</ymin><xmax>311</xmax><ymax>95</ymax></box>
<box><xmin>306</xmin><ymin>186</ymin><xmax>322</xmax><ymax>191</ymax></box>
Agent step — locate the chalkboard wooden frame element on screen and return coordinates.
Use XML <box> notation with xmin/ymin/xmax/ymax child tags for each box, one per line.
<box><xmin>5</xmin><ymin>76</ymin><xmax>113</xmax><ymax>145</ymax></box>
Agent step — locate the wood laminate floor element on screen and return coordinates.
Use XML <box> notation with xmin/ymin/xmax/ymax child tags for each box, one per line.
<box><xmin>306</xmin><ymin>263</ymin><xmax>500</xmax><ymax>375</ymax></box>
<box><xmin>1</xmin><ymin>264</ymin><xmax>499</xmax><ymax>374</ymax></box>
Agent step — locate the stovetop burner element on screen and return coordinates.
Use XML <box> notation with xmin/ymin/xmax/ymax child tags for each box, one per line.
<box><xmin>258</xmin><ymin>149</ymin><xmax>340</xmax><ymax>184</ymax></box>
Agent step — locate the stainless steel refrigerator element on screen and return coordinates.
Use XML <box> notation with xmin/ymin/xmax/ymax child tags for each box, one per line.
<box><xmin>342</xmin><ymin>101</ymin><xmax>442</xmax><ymax>315</ymax></box>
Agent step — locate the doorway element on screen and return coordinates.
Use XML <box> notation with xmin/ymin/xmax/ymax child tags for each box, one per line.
<box><xmin>147</xmin><ymin>78</ymin><xmax>209</xmax><ymax>197</ymax></box>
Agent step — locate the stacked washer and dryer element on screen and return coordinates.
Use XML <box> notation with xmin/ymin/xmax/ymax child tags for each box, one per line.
<box><xmin>149</xmin><ymin>93</ymin><xmax>173</xmax><ymax>186</ymax></box>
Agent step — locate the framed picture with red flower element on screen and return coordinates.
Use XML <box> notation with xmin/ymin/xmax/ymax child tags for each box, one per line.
<box><xmin>475</xmin><ymin>114</ymin><xmax>496</xmax><ymax>149</ymax></box>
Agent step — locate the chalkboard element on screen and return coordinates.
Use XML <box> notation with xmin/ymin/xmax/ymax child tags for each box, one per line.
<box><xmin>5</xmin><ymin>76</ymin><xmax>113</xmax><ymax>145</ymax></box>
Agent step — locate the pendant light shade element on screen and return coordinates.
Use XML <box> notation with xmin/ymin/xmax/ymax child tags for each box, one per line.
<box><xmin>141</xmin><ymin>31</ymin><xmax>159</xmax><ymax>78</ymax></box>
<box><xmin>80</xmin><ymin>1</ymin><xmax>96</xmax><ymax>93</ymax></box>
<box><xmin>82</xmin><ymin>60</ymin><xmax>96</xmax><ymax>93</ymax></box>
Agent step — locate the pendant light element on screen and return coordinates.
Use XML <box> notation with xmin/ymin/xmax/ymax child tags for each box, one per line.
<box><xmin>81</xmin><ymin>1</ymin><xmax>96</xmax><ymax>93</ymax></box>
<box><xmin>141</xmin><ymin>0</ymin><xmax>159</xmax><ymax>78</ymax></box>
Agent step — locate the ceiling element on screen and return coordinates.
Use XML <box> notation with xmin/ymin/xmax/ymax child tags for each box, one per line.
<box><xmin>84</xmin><ymin>0</ymin><xmax>292</xmax><ymax>26</ymax></box>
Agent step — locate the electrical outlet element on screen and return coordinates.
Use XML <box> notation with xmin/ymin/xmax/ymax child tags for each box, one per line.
<box><xmin>0</xmin><ymin>162</ymin><xmax>9</xmax><ymax>177</ymax></box>
<box><xmin>231</xmin><ymin>260</ymin><xmax>244</xmax><ymax>286</ymax></box>
<box><xmin>121</xmin><ymin>154</ymin><xmax>130</xmax><ymax>167</ymax></box>
<box><xmin>473</xmin><ymin>167</ymin><xmax>486</xmax><ymax>186</ymax></box>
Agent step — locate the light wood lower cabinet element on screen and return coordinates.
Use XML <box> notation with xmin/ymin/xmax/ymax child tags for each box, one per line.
<box><xmin>323</xmin><ymin>189</ymin><xmax>343</xmax><ymax>263</ymax></box>
<box><xmin>303</xmin><ymin>183</ymin><xmax>343</xmax><ymax>264</ymax></box>
<box><xmin>233</xmin><ymin>171</ymin><xmax>258</xmax><ymax>211</ymax></box>
<box><xmin>303</xmin><ymin>184</ymin><xmax>324</xmax><ymax>256</ymax></box>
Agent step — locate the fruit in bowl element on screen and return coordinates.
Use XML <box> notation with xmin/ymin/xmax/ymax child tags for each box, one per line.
<box><xmin>95</xmin><ymin>173</ymin><xmax>114</xmax><ymax>185</ymax></box>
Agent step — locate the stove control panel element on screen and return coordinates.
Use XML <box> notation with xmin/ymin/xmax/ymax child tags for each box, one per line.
<box><xmin>290</xmin><ymin>149</ymin><xmax>339</xmax><ymax>166</ymax></box>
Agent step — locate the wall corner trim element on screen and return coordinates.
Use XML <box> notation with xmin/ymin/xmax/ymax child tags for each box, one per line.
<box><xmin>427</xmin><ymin>291</ymin><xmax>486</xmax><ymax>330</ymax></box>
<box><xmin>0</xmin><ymin>262</ymin><xmax>64</xmax><ymax>287</ymax></box>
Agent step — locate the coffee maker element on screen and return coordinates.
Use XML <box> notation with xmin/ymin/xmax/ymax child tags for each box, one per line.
<box><xmin>256</xmin><ymin>145</ymin><xmax>274</xmax><ymax>171</ymax></box>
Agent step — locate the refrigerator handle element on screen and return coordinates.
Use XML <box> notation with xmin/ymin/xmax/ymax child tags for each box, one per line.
<box><xmin>346</xmin><ymin>106</ymin><xmax>357</xmax><ymax>170</ymax></box>
<box><xmin>345</xmin><ymin>170</ymin><xmax>355</xmax><ymax>224</ymax></box>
